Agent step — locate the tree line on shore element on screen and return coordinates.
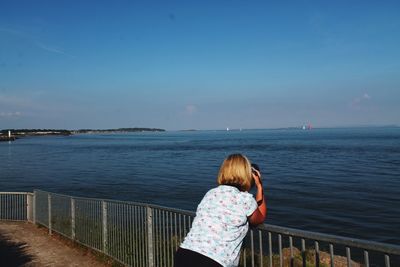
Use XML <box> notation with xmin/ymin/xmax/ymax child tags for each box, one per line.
<box><xmin>0</xmin><ymin>128</ymin><xmax>165</xmax><ymax>137</ymax></box>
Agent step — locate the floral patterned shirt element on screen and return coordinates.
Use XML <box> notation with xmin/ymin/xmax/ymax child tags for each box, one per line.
<box><xmin>180</xmin><ymin>185</ymin><xmax>258</xmax><ymax>267</ymax></box>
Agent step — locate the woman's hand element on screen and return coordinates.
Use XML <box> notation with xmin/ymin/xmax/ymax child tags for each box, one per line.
<box><xmin>248</xmin><ymin>168</ymin><xmax>267</xmax><ymax>225</ymax></box>
<box><xmin>252</xmin><ymin>169</ymin><xmax>262</xmax><ymax>187</ymax></box>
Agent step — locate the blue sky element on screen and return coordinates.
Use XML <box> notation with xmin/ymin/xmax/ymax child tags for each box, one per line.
<box><xmin>0</xmin><ymin>1</ymin><xmax>399</xmax><ymax>130</ymax></box>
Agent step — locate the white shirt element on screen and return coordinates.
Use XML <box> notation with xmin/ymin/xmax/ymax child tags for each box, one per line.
<box><xmin>180</xmin><ymin>185</ymin><xmax>258</xmax><ymax>267</ymax></box>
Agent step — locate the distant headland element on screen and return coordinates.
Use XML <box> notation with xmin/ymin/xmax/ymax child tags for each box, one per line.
<box><xmin>73</xmin><ymin>128</ymin><xmax>166</xmax><ymax>134</ymax></box>
<box><xmin>0</xmin><ymin>128</ymin><xmax>166</xmax><ymax>141</ymax></box>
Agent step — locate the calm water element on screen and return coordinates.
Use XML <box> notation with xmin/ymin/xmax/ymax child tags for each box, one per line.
<box><xmin>1</xmin><ymin>128</ymin><xmax>399</xmax><ymax>245</ymax></box>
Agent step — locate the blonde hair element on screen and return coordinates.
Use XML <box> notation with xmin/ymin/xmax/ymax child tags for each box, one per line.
<box><xmin>217</xmin><ymin>154</ymin><xmax>253</xmax><ymax>192</ymax></box>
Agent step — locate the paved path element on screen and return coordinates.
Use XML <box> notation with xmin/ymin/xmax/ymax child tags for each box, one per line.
<box><xmin>0</xmin><ymin>222</ymin><xmax>109</xmax><ymax>267</ymax></box>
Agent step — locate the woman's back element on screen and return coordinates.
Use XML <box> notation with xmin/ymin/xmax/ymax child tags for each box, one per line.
<box><xmin>180</xmin><ymin>185</ymin><xmax>257</xmax><ymax>266</ymax></box>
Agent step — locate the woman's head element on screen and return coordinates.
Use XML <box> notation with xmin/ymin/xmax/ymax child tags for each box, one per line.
<box><xmin>217</xmin><ymin>154</ymin><xmax>253</xmax><ymax>191</ymax></box>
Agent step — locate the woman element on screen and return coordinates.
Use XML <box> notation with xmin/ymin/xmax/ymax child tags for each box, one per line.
<box><xmin>174</xmin><ymin>154</ymin><xmax>267</xmax><ymax>267</ymax></box>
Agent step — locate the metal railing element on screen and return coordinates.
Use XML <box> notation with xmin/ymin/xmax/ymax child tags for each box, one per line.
<box><xmin>0</xmin><ymin>192</ymin><xmax>33</xmax><ymax>222</ymax></box>
<box><xmin>1</xmin><ymin>190</ymin><xmax>400</xmax><ymax>267</ymax></box>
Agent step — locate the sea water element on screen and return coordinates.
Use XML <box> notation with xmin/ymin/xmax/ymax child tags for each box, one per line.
<box><xmin>1</xmin><ymin>127</ymin><xmax>399</xmax><ymax>245</ymax></box>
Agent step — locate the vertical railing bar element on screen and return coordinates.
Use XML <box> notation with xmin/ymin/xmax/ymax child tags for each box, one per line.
<box><xmin>92</xmin><ymin>201</ymin><xmax>95</xmax><ymax>248</ymax></box>
<box><xmin>259</xmin><ymin>230</ymin><xmax>263</xmax><ymax>267</ymax></box>
<box><xmin>289</xmin><ymin>236</ymin><xmax>294</xmax><ymax>267</ymax></box>
<box><xmin>139</xmin><ymin>205</ymin><xmax>142</xmax><ymax>267</ymax></box>
<box><xmin>165</xmin><ymin>210</ymin><xmax>168</xmax><ymax>267</ymax></box>
<box><xmin>33</xmin><ymin>191</ymin><xmax>36</xmax><ymax>224</ymax></box>
<box><xmin>48</xmin><ymin>194</ymin><xmax>52</xmax><ymax>235</ymax></box>
<box><xmin>6</xmin><ymin>194</ymin><xmax>8</xmax><ymax>219</ymax></box>
<box><xmin>268</xmin><ymin>232</ymin><xmax>273</xmax><ymax>267</ymax></box>
<box><xmin>102</xmin><ymin>200</ymin><xmax>107</xmax><ymax>254</ymax></box>
<box><xmin>141</xmin><ymin>207</ymin><xmax>145</xmax><ymax>267</ymax></box>
<box><xmin>146</xmin><ymin>207</ymin><xmax>149</xmax><ymax>266</ymax></box>
<box><xmin>250</xmin><ymin>230</ymin><xmax>255</xmax><ymax>267</ymax></box>
<box><xmin>174</xmin><ymin>212</ymin><xmax>178</xmax><ymax>250</ymax></box>
<box><xmin>155</xmin><ymin>208</ymin><xmax>158</xmax><ymax>267</ymax></box>
<box><xmin>132</xmin><ymin>205</ymin><xmax>136</xmax><ymax>267</ymax></box>
<box><xmin>124</xmin><ymin>205</ymin><xmax>128</xmax><ymax>263</ymax></box>
<box><xmin>183</xmin><ymin>215</ymin><xmax>186</xmax><ymax>238</ymax></box>
<box><xmin>12</xmin><ymin>195</ymin><xmax>15</xmax><ymax>220</ymax></box>
<box><xmin>4</xmin><ymin>195</ymin><xmax>6</xmax><ymax>219</ymax></box>
<box><xmin>384</xmin><ymin>255</ymin><xmax>390</xmax><ymax>267</ymax></box>
<box><xmin>243</xmin><ymin>241</ymin><xmax>247</xmax><ymax>267</ymax></box>
<box><xmin>315</xmin><ymin>241</ymin><xmax>320</xmax><ymax>267</ymax></box>
<box><xmin>87</xmin><ymin>201</ymin><xmax>90</xmax><ymax>247</ymax></box>
<box><xmin>126</xmin><ymin>204</ymin><xmax>129</xmax><ymax>264</ymax></box>
<box><xmin>0</xmin><ymin>194</ymin><xmax>2</xmax><ymax>220</ymax></box>
<box><xmin>155</xmin><ymin>209</ymin><xmax>159</xmax><ymax>267</ymax></box>
<box><xmin>71</xmin><ymin>198</ymin><xmax>75</xmax><ymax>240</ymax></box>
<box><xmin>346</xmin><ymin>247</ymin><xmax>351</xmax><ymax>267</ymax></box>
<box><xmin>279</xmin><ymin>234</ymin><xmax>283</xmax><ymax>267</ymax></box>
<box><xmin>125</xmin><ymin>204</ymin><xmax>129</xmax><ymax>264</ymax></box>
<box><xmin>116</xmin><ymin>203</ymin><xmax>120</xmax><ymax>262</ymax></box>
<box><xmin>7</xmin><ymin>194</ymin><xmax>9</xmax><ymax>219</ymax></box>
<box><xmin>302</xmin><ymin>239</ymin><xmax>306</xmax><ymax>267</ymax></box>
<box><xmin>134</xmin><ymin>205</ymin><xmax>138</xmax><ymax>267</ymax></box>
<box><xmin>170</xmin><ymin>211</ymin><xmax>174</xmax><ymax>267</ymax></box>
<box><xmin>329</xmin><ymin>244</ymin><xmax>334</xmax><ymax>267</ymax></box>
<box><xmin>364</xmin><ymin>250</ymin><xmax>369</xmax><ymax>267</ymax></box>
<box><xmin>178</xmin><ymin>213</ymin><xmax>182</xmax><ymax>243</ymax></box>
<box><xmin>161</xmin><ymin>209</ymin><xmax>164</xmax><ymax>267</ymax></box>
<box><xmin>126</xmin><ymin>205</ymin><xmax>130</xmax><ymax>265</ymax></box>
<box><xmin>147</xmin><ymin>206</ymin><xmax>154</xmax><ymax>267</ymax></box>
<box><xmin>163</xmin><ymin>210</ymin><xmax>167</xmax><ymax>267</ymax></box>
<box><xmin>87</xmin><ymin>200</ymin><xmax>91</xmax><ymax>246</ymax></box>
<box><xmin>123</xmin><ymin>204</ymin><xmax>127</xmax><ymax>263</ymax></box>
<box><xmin>14</xmin><ymin>195</ymin><xmax>16</xmax><ymax>220</ymax></box>
<box><xmin>8</xmin><ymin>195</ymin><xmax>11</xmax><ymax>220</ymax></box>
<box><xmin>85</xmin><ymin>201</ymin><xmax>88</xmax><ymax>246</ymax></box>
<box><xmin>130</xmin><ymin>205</ymin><xmax>134</xmax><ymax>266</ymax></box>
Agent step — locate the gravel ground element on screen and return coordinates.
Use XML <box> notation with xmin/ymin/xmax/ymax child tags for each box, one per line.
<box><xmin>0</xmin><ymin>221</ymin><xmax>110</xmax><ymax>267</ymax></box>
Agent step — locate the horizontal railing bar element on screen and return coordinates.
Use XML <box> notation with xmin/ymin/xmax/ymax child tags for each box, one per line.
<box><xmin>0</xmin><ymin>192</ymin><xmax>32</xmax><ymax>195</ymax></box>
<box><xmin>259</xmin><ymin>224</ymin><xmax>400</xmax><ymax>255</ymax></box>
<box><xmin>34</xmin><ymin>189</ymin><xmax>196</xmax><ymax>217</ymax></box>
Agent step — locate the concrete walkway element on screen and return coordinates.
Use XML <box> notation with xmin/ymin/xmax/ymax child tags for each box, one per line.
<box><xmin>0</xmin><ymin>222</ymin><xmax>109</xmax><ymax>267</ymax></box>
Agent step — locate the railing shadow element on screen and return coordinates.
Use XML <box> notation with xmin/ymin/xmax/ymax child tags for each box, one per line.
<box><xmin>0</xmin><ymin>232</ymin><xmax>34</xmax><ymax>267</ymax></box>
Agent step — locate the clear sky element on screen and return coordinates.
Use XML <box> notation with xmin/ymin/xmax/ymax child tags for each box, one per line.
<box><xmin>1</xmin><ymin>1</ymin><xmax>399</xmax><ymax>130</ymax></box>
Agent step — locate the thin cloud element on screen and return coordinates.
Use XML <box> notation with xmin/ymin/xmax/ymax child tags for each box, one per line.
<box><xmin>0</xmin><ymin>93</ymin><xmax>45</xmax><ymax>111</ymax></box>
<box><xmin>363</xmin><ymin>93</ymin><xmax>371</xmax><ymax>100</ymax></box>
<box><xmin>349</xmin><ymin>93</ymin><xmax>372</xmax><ymax>110</ymax></box>
<box><xmin>0</xmin><ymin>28</ymin><xmax>27</xmax><ymax>36</ymax></box>
<box><xmin>185</xmin><ymin>104</ymin><xmax>198</xmax><ymax>115</ymax></box>
<box><xmin>0</xmin><ymin>111</ymin><xmax>21</xmax><ymax>118</ymax></box>
<box><xmin>35</xmin><ymin>42</ymin><xmax>66</xmax><ymax>55</ymax></box>
<box><xmin>0</xmin><ymin>27</ymin><xmax>73</xmax><ymax>57</ymax></box>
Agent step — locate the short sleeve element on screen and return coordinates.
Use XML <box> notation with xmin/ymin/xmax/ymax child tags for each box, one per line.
<box><xmin>241</xmin><ymin>192</ymin><xmax>258</xmax><ymax>217</ymax></box>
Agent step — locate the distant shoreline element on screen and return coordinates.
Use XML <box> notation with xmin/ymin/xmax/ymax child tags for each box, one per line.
<box><xmin>0</xmin><ymin>128</ymin><xmax>166</xmax><ymax>140</ymax></box>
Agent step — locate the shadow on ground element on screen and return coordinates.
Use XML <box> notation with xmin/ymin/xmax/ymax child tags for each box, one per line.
<box><xmin>0</xmin><ymin>232</ymin><xmax>34</xmax><ymax>267</ymax></box>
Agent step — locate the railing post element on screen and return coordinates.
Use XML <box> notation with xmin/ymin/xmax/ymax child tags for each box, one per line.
<box><xmin>147</xmin><ymin>206</ymin><xmax>154</xmax><ymax>267</ymax></box>
<box><xmin>102</xmin><ymin>200</ymin><xmax>108</xmax><ymax>254</ymax></box>
<box><xmin>48</xmin><ymin>194</ymin><xmax>52</xmax><ymax>235</ymax></box>
<box><xmin>33</xmin><ymin>191</ymin><xmax>36</xmax><ymax>224</ymax></box>
<box><xmin>27</xmin><ymin>193</ymin><xmax>33</xmax><ymax>222</ymax></box>
<box><xmin>71</xmin><ymin>198</ymin><xmax>75</xmax><ymax>239</ymax></box>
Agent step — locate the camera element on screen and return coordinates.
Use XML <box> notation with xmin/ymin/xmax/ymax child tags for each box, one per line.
<box><xmin>251</xmin><ymin>163</ymin><xmax>260</xmax><ymax>175</ymax></box>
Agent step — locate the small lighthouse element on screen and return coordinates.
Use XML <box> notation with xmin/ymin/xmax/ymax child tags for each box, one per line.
<box><xmin>8</xmin><ymin>130</ymin><xmax>11</xmax><ymax>138</ymax></box>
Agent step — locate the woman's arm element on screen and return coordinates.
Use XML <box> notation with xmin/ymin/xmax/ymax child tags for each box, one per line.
<box><xmin>248</xmin><ymin>170</ymin><xmax>267</xmax><ymax>225</ymax></box>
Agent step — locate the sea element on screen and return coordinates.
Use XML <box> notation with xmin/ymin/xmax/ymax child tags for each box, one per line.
<box><xmin>1</xmin><ymin>127</ymin><xmax>399</xmax><ymax>246</ymax></box>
